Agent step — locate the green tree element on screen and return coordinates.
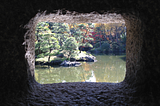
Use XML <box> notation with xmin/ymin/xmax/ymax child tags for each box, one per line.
<box><xmin>35</xmin><ymin>22</ymin><xmax>51</xmax><ymax>55</ymax></box>
<box><xmin>112</xmin><ymin>42</ymin><xmax>119</xmax><ymax>52</ymax></box>
<box><xmin>49</xmin><ymin>23</ymin><xmax>70</xmax><ymax>48</ymax></box>
<box><xmin>63</xmin><ymin>37</ymin><xmax>78</xmax><ymax>59</ymax></box>
<box><xmin>36</xmin><ymin>34</ymin><xmax>60</xmax><ymax>62</ymax></box>
<box><xmin>35</xmin><ymin>22</ymin><xmax>60</xmax><ymax>62</ymax></box>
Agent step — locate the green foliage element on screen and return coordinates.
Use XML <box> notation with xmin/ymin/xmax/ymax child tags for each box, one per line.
<box><xmin>101</xmin><ymin>42</ymin><xmax>110</xmax><ymax>51</ymax></box>
<box><xmin>94</xmin><ymin>41</ymin><xmax>108</xmax><ymax>48</ymax></box>
<box><xmin>53</xmin><ymin>57</ymin><xmax>67</xmax><ymax>62</ymax></box>
<box><xmin>94</xmin><ymin>42</ymin><xmax>101</xmax><ymax>48</ymax></box>
<box><xmin>119</xmin><ymin>43</ymin><xmax>126</xmax><ymax>52</ymax></box>
<box><xmin>63</xmin><ymin>37</ymin><xmax>78</xmax><ymax>59</ymax></box>
<box><xmin>49</xmin><ymin>23</ymin><xmax>70</xmax><ymax>48</ymax></box>
<box><xmin>89</xmin><ymin>41</ymin><xmax>110</xmax><ymax>53</ymax></box>
<box><xmin>51</xmin><ymin>50</ymin><xmax>60</xmax><ymax>55</ymax></box>
<box><xmin>70</xmin><ymin>50</ymin><xmax>79</xmax><ymax>58</ymax></box>
<box><xmin>63</xmin><ymin>37</ymin><xmax>78</xmax><ymax>50</ymax></box>
<box><xmin>111</xmin><ymin>42</ymin><xmax>119</xmax><ymax>51</ymax></box>
<box><xmin>37</xmin><ymin>54</ymin><xmax>44</xmax><ymax>58</ymax></box>
<box><xmin>95</xmin><ymin>42</ymin><xmax>110</xmax><ymax>53</ymax></box>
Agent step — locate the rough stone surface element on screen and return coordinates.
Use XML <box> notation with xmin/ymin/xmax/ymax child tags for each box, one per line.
<box><xmin>0</xmin><ymin>0</ymin><xmax>160</xmax><ymax>105</ymax></box>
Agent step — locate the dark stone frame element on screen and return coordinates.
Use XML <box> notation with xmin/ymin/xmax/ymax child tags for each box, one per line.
<box><xmin>0</xmin><ymin>0</ymin><xmax>160</xmax><ymax>105</ymax></box>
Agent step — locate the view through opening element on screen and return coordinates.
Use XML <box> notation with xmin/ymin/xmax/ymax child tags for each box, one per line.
<box><xmin>34</xmin><ymin>22</ymin><xmax>126</xmax><ymax>84</ymax></box>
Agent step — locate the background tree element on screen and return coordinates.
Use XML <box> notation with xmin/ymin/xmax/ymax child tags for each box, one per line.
<box><xmin>94</xmin><ymin>26</ymin><xmax>103</xmax><ymax>48</ymax></box>
<box><xmin>77</xmin><ymin>23</ymin><xmax>94</xmax><ymax>52</ymax></box>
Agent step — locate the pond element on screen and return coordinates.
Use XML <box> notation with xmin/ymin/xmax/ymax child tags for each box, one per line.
<box><xmin>35</xmin><ymin>54</ymin><xmax>126</xmax><ymax>84</ymax></box>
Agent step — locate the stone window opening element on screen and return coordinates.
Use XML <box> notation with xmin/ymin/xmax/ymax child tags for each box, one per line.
<box><xmin>24</xmin><ymin>11</ymin><xmax>128</xmax><ymax>84</ymax></box>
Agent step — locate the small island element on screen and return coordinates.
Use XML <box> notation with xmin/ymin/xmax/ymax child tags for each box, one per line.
<box><xmin>35</xmin><ymin>50</ymin><xmax>97</xmax><ymax>67</ymax></box>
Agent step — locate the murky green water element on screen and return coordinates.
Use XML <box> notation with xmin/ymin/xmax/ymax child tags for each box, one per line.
<box><xmin>35</xmin><ymin>54</ymin><xmax>126</xmax><ymax>84</ymax></box>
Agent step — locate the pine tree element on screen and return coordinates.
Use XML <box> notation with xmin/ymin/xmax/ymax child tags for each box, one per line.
<box><xmin>63</xmin><ymin>37</ymin><xmax>78</xmax><ymax>59</ymax></box>
<box><xmin>35</xmin><ymin>22</ymin><xmax>60</xmax><ymax>62</ymax></box>
<box><xmin>49</xmin><ymin>23</ymin><xmax>70</xmax><ymax>48</ymax></box>
<box><xmin>35</xmin><ymin>22</ymin><xmax>50</xmax><ymax>55</ymax></box>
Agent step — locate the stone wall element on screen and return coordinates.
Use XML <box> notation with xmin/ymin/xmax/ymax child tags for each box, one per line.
<box><xmin>0</xmin><ymin>0</ymin><xmax>160</xmax><ymax>105</ymax></box>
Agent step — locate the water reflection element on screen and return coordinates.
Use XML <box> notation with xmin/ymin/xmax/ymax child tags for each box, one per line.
<box><xmin>35</xmin><ymin>54</ymin><xmax>126</xmax><ymax>84</ymax></box>
<box><xmin>85</xmin><ymin>71</ymin><xmax>96</xmax><ymax>82</ymax></box>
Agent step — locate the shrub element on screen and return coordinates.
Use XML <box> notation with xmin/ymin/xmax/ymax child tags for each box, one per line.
<box><xmin>94</xmin><ymin>42</ymin><xmax>101</xmax><ymax>48</ymax></box>
<box><xmin>94</xmin><ymin>42</ymin><xmax>110</xmax><ymax>53</ymax></box>
<box><xmin>112</xmin><ymin>42</ymin><xmax>119</xmax><ymax>51</ymax></box>
<box><xmin>101</xmin><ymin>42</ymin><xmax>110</xmax><ymax>51</ymax></box>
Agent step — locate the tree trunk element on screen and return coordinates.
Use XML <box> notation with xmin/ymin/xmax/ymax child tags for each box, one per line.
<box><xmin>48</xmin><ymin>48</ymin><xmax>51</xmax><ymax>63</ymax></box>
<box><xmin>48</xmin><ymin>55</ymin><xmax>50</xmax><ymax>63</ymax></box>
<box><xmin>48</xmin><ymin>39</ymin><xmax>51</xmax><ymax>63</ymax></box>
<box><xmin>115</xmin><ymin>26</ymin><xmax>119</xmax><ymax>43</ymax></box>
<box><xmin>67</xmin><ymin>51</ymin><xmax>71</xmax><ymax>60</ymax></box>
<box><xmin>80</xmin><ymin>37</ymin><xmax>85</xmax><ymax>53</ymax></box>
<box><xmin>110</xmin><ymin>29</ymin><xmax>113</xmax><ymax>42</ymax></box>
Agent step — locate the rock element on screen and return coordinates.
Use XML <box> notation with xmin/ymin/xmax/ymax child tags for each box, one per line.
<box><xmin>60</xmin><ymin>60</ymin><xmax>81</xmax><ymax>67</ymax></box>
<box><xmin>35</xmin><ymin>61</ymin><xmax>41</xmax><ymax>65</ymax></box>
<box><xmin>56</xmin><ymin>53</ymin><xmax>64</xmax><ymax>58</ymax></box>
<box><xmin>79</xmin><ymin>46</ymin><xmax>93</xmax><ymax>51</ymax></box>
<box><xmin>70</xmin><ymin>58</ymin><xmax>76</xmax><ymax>62</ymax></box>
<box><xmin>43</xmin><ymin>62</ymin><xmax>49</xmax><ymax>65</ymax></box>
<box><xmin>50</xmin><ymin>60</ymin><xmax>63</xmax><ymax>65</ymax></box>
<box><xmin>40</xmin><ymin>62</ymin><xmax>44</xmax><ymax>65</ymax></box>
<box><xmin>85</xmin><ymin>55</ymin><xmax>96</xmax><ymax>62</ymax></box>
<box><xmin>76</xmin><ymin>55</ymin><xmax>97</xmax><ymax>62</ymax></box>
<box><xmin>76</xmin><ymin>57</ymin><xmax>86</xmax><ymax>62</ymax></box>
<box><xmin>35</xmin><ymin>61</ymin><xmax>45</xmax><ymax>65</ymax></box>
